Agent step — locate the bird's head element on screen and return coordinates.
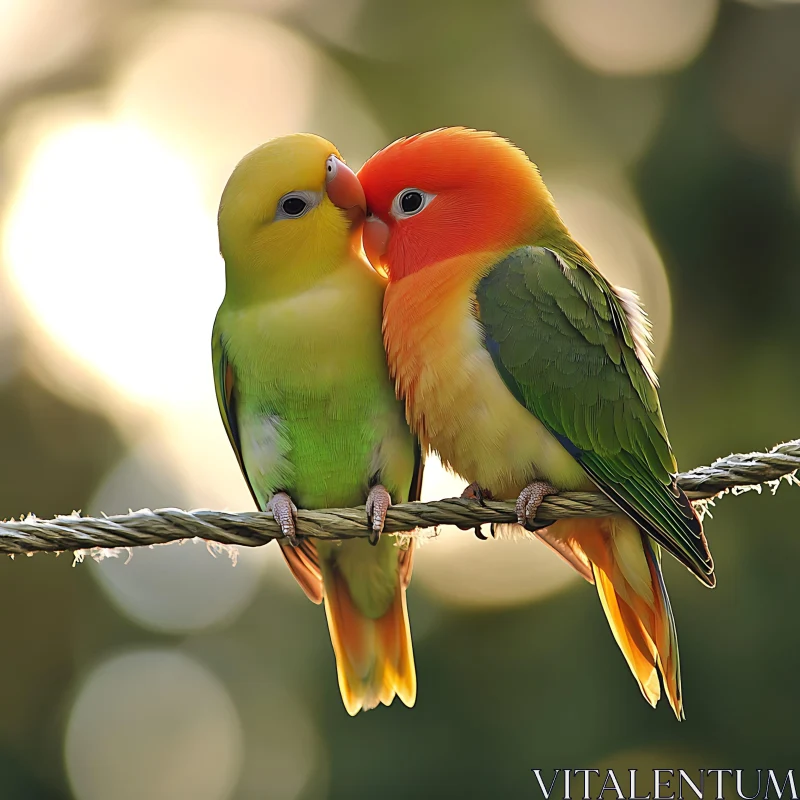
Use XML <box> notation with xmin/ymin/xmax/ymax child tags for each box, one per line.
<box><xmin>357</xmin><ymin>127</ymin><xmax>562</xmax><ymax>281</ymax></box>
<box><xmin>218</xmin><ymin>133</ymin><xmax>366</xmax><ymax>301</ymax></box>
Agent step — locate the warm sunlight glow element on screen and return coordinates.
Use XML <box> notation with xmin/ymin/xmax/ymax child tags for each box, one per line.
<box><xmin>535</xmin><ymin>0</ymin><xmax>719</xmax><ymax>76</ymax></box>
<box><xmin>3</xmin><ymin>10</ymin><xmax>386</xmax><ymax>420</ymax></box>
<box><xmin>4</xmin><ymin>115</ymin><xmax>222</xmax><ymax>410</ymax></box>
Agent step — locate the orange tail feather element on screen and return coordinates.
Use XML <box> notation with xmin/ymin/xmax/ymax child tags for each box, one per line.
<box><xmin>280</xmin><ymin>535</ymin><xmax>416</xmax><ymax>715</ymax></box>
<box><xmin>280</xmin><ymin>539</ymin><xmax>324</xmax><ymax>604</ymax></box>
<box><xmin>322</xmin><ymin>552</ymin><xmax>416</xmax><ymax>716</ymax></box>
<box><xmin>555</xmin><ymin>516</ymin><xmax>683</xmax><ymax>718</ymax></box>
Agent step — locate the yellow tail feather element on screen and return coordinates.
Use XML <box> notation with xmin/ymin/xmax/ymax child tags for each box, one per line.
<box><xmin>555</xmin><ymin>516</ymin><xmax>683</xmax><ymax>718</ymax></box>
<box><xmin>322</xmin><ymin>549</ymin><xmax>416</xmax><ymax>716</ymax></box>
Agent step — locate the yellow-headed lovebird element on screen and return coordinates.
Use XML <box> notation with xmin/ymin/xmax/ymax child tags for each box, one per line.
<box><xmin>357</xmin><ymin>128</ymin><xmax>714</xmax><ymax>718</ymax></box>
<box><xmin>213</xmin><ymin>134</ymin><xmax>423</xmax><ymax>715</ymax></box>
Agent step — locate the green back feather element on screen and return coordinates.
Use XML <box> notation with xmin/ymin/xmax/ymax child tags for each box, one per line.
<box><xmin>476</xmin><ymin>246</ymin><xmax>714</xmax><ymax>586</ymax></box>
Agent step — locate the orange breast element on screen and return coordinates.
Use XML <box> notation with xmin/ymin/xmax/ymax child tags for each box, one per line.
<box><xmin>383</xmin><ymin>253</ymin><xmax>588</xmax><ymax>498</ymax></box>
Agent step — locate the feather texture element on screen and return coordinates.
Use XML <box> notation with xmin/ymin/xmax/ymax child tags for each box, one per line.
<box><xmin>476</xmin><ymin>247</ymin><xmax>713</xmax><ymax>585</ymax></box>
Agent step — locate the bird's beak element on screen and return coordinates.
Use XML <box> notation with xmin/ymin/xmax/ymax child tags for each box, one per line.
<box><xmin>325</xmin><ymin>155</ymin><xmax>366</xmax><ymax>223</ymax></box>
<box><xmin>363</xmin><ymin>216</ymin><xmax>390</xmax><ymax>274</ymax></box>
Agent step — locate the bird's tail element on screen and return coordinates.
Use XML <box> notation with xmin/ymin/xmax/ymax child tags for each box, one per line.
<box><xmin>320</xmin><ymin>541</ymin><xmax>416</xmax><ymax>715</ymax></box>
<box><xmin>280</xmin><ymin>537</ymin><xmax>416</xmax><ymax>715</ymax></box>
<box><xmin>556</xmin><ymin>515</ymin><xmax>682</xmax><ymax>718</ymax></box>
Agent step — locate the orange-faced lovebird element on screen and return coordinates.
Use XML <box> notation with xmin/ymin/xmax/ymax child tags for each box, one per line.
<box><xmin>357</xmin><ymin>127</ymin><xmax>714</xmax><ymax>718</ymax></box>
<box><xmin>213</xmin><ymin>134</ymin><xmax>422</xmax><ymax>714</ymax></box>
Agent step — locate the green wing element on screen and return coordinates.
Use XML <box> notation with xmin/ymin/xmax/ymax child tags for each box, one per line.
<box><xmin>212</xmin><ymin>318</ymin><xmax>261</xmax><ymax>510</ymax></box>
<box><xmin>476</xmin><ymin>246</ymin><xmax>714</xmax><ymax>586</ymax></box>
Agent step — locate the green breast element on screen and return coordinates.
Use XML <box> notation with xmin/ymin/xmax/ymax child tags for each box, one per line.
<box><xmin>220</xmin><ymin>263</ymin><xmax>415</xmax><ymax>510</ymax></box>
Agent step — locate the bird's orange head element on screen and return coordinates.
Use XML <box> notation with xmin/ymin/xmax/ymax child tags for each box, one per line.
<box><xmin>357</xmin><ymin>128</ymin><xmax>559</xmax><ymax>281</ymax></box>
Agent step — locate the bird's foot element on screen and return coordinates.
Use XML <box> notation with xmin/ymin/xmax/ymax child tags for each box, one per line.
<box><xmin>366</xmin><ymin>484</ymin><xmax>391</xmax><ymax>545</ymax></box>
<box><xmin>459</xmin><ymin>482</ymin><xmax>494</xmax><ymax>539</ymax></box>
<box><xmin>267</xmin><ymin>491</ymin><xmax>299</xmax><ymax>546</ymax></box>
<box><xmin>515</xmin><ymin>481</ymin><xmax>558</xmax><ymax>530</ymax></box>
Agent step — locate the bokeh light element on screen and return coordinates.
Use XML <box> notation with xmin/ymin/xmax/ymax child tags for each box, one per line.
<box><xmin>111</xmin><ymin>10</ymin><xmax>317</xmax><ymax>205</ymax></box>
<box><xmin>86</xmin><ymin>429</ymin><xmax>266</xmax><ymax>633</ymax></box>
<box><xmin>3</xmin><ymin>107</ymin><xmax>221</xmax><ymax>410</ymax></box>
<box><xmin>534</xmin><ymin>0</ymin><xmax>719</xmax><ymax>76</ymax></box>
<box><xmin>89</xmin><ymin>537</ymin><xmax>267</xmax><ymax>635</ymax></box>
<box><xmin>112</xmin><ymin>9</ymin><xmax>385</xmax><ymax>204</ymax></box>
<box><xmin>65</xmin><ymin>649</ymin><xmax>243</xmax><ymax>800</ymax></box>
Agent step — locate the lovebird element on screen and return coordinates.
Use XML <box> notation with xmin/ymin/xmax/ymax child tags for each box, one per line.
<box><xmin>213</xmin><ymin>134</ymin><xmax>422</xmax><ymax>715</ymax></box>
<box><xmin>357</xmin><ymin>128</ymin><xmax>714</xmax><ymax>718</ymax></box>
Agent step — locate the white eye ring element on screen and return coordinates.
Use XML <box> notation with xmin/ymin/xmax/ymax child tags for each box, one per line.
<box><xmin>274</xmin><ymin>190</ymin><xmax>322</xmax><ymax>221</ymax></box>
<box><xmin>325</xmin><ymin>155</ymin><xmax>339</xmax><ymax>179</ymax></box>
<box><xmin>391</xmin><ymin>188</ymin><xmax>435</xmax><ymax>219</ymax></box>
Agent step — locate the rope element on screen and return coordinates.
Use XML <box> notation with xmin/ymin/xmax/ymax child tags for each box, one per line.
<box><xmin>1</xmin><ymin>440</ymin><xmax>797</xmax><ymax>557</ymax></box>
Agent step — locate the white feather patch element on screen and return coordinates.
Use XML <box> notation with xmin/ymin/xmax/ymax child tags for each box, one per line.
<box><xmin>239</xmin><ymin>413</ymin><xmax>294</xmax><ymax>504</ymax></box>
<box><xmin>612</xmin><ymin>285</ymin><xmax>658</xmax><ymax>387</ymax></box>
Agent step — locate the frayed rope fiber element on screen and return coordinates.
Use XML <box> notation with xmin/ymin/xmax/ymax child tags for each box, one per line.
<box><xmin>1</xmin><ymin>440</ymin><xmax>798</xmax><ymax>557</ymax></box>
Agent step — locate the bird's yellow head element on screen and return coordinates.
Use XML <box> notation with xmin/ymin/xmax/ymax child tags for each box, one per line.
<box><xmin>218</xmin><ymin>133</ymin><xmax>366</xmax><ymax>303</ymax></box>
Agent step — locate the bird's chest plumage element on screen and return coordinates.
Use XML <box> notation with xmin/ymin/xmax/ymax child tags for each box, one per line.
<box><xmin>219</xmin><ymin>270</ymin><xmax>414</xmax><ymax>508</ymax></box>
<box><xmin>383</xmin><ymin>262</ymin><xmax>586</xmax><ymax>497</ymax></box>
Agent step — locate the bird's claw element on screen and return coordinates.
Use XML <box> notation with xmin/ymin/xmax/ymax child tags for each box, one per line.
<box><xmin>459</xmin><ymin>482</ymin><xmax>494</xmax><ymax>539</ymax></box>
<box><xmin>267</xmin><ymin>491</ymin><xmax>299</xmax><ymax>546</ymax></box>
<box><xmin>366</xmin><ymin>484</ymin><xmax>391</xmax><ymax>546</ymax></box>
<box><xmin>515</xmin><ymin>481</ymin><xmax>558</xmax><ymax>530</ymax></box>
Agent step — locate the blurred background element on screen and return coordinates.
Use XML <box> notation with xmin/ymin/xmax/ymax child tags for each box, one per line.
<box><xmin>0</xmin><ymin>0</ymin><xmax>798</xmax><ymax>797</ymax></box>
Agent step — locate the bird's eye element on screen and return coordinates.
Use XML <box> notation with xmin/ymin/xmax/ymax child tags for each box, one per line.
<box><xmin>274</xmin><ymin>190</ymin><xmax>321</xmax><ymax>221</ymax></box>
<box><xmin>400</xmin><ymin>191</ymin><xmax>423</xmax><ymax>213</ymax></box>
<box><xmin>282</xmin><ymin>196</ymin><xmax>307</xmax><ymax>216</ymax></box>
<box><xmin>391</xmin><ymin>188</ymin><xmax>435</xmax><ymax>219</ymax></box>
